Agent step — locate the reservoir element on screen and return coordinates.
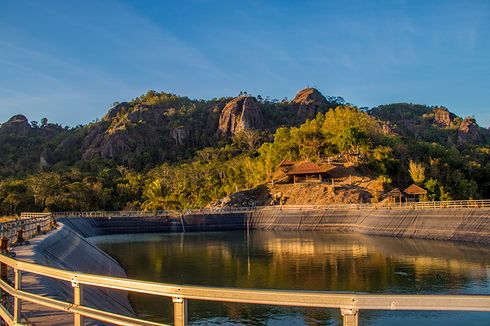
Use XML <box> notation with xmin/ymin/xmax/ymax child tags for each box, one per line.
<box><xmin>92</xmin><ymin>231</ymin><xmax>490</xmax><ymax>325</ymax></box>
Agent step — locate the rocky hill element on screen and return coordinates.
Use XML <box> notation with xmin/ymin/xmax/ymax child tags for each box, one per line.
<box><xmin>1</xmin><ymin>87</ymin><xmax>489</xmax><ymax>215</ymax></box>
<box><xmin>369</xmin><ymin>103</ymin><xmax>490</xmax><ymax>146</ymax></box>
<box><xmin>0</xmin><ymin>87</ymin><xmax>342</xmax><ymax>175</ymax></box>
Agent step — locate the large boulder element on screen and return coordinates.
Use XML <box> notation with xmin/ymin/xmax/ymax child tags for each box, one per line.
<box><xmin>218</xmin><ymin>96</ymin><xmax>264</xmax><ymax>136</ymax></box>
<box><xmin>290</xmin><ymin>88</ymin><xmax>330</xmax><ymax>123</ymax></box>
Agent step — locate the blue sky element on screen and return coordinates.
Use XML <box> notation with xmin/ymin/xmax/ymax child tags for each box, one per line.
<box><xmin>1</xmin><ymin>0</ymin><xmax>489</xmax><ymax>127</ymax></box>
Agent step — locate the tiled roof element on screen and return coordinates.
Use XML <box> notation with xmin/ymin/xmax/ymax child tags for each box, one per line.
<box><xmin>286</xmin><ymin>161</ymin><xmax>335</xmax><ymax>175</ymax></box>
<box><xmin>403</xmin><ymin>184</ymin><xmax>427</xmax><ymax>195</ymax></box>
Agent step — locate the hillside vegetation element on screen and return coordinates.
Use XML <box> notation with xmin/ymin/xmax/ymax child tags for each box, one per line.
<box><xmin>0</xmin><ymin>88</ymin><xmax>489</xmax><ymax>215</ymax></box>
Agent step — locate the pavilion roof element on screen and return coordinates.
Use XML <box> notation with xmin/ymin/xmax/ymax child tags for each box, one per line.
<box><xmin>286</xmin><ymin>161</ymin><xmax>335</xmax><ymax>175</ymax></box>
<box><xmin>278</xmin><ymin>159</ymin><xmax>294</xmax><ymax>167</ymax></box>
<box><xmin>384</xmin><ymin>188</ymin><xmax>403</xmax><ymax>198</ymax></box>
<box><xmin>403</xmin><ymin>184</ymin><xmax>427</xmax><ymax>195</ymax></box>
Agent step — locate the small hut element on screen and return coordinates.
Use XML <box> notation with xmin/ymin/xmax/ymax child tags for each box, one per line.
<box><xmin>286</xmin><ymin>161</ymin><xmax>335</xmax><ymax>184</ymax></box>
<box><xmin>403</xmin><ymin>184</ymin><xmax>427</xmax><ymax>202</ymax></box>
<box><xmin>384</xmin><ymin>188</ymin><xmax>403</xmax><ymax>204</ymax></box>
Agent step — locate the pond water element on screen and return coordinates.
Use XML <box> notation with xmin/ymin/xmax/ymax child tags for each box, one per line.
<box><xmin>92</xmin><ymin>231</ymin><xmax>490</xmax><ymax>325</ymax></box>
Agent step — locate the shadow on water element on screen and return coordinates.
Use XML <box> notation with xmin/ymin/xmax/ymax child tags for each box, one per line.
<box><xmin>91</xmin><ymin>231</ymin><xmax>490</xmax><ymax>325</ymax></box>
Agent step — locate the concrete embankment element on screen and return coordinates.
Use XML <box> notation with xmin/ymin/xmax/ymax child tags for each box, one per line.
<box><xmin>14</xmin><ymin>224</ymin><xmax>135</xmax><ymax>325</ymax></box>
<box><xmin>60</xmin><ymin>207</ymin><xmax>490</xmax><ymax>243</ymax></box>
<box><xmin>59</xmin><ymin>213</ymin><xmax>248</xmax><ymax>237</ymax></box>
<box><xmin>250</xmin><ymin>207</ymin><xmax>490</xmax><ymax>243</ymax></box>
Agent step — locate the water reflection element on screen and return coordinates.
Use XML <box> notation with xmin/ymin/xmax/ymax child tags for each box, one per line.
<box><xmin>92</xmin><ymin>231</ymin><xmax>490</xmax><ymax>325</ymax></box>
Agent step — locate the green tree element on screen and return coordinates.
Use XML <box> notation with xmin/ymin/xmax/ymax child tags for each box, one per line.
<box><xmin>408</xmin><ymin>160</ymin><xmax>426</xmax><ymax>185</ymax></box>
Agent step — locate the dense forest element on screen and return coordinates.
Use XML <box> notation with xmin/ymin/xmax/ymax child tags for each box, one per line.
<box><xmin>1</xmin><ymin>88</ymin><xmax>489</xmax><ymax>215</ymax></box>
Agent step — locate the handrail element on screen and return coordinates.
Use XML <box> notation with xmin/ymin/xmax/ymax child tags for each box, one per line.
<box><xmin>0</xmin><ymin>253</ymin><xmax>489</xmax><ymax>326</ymax></box>
<box><xmin>23</xmin><ymin>199</ymin><xmax>490</xmax><ymax>219</ymax></box>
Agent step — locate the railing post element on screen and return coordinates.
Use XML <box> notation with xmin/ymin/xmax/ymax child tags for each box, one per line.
<box><xmin>172</xmin><ymin>297</ymin><xmax>188</xmax><ymax>326</ymax></box>
<box><xmin>341</xmin><ymin>308</ymin><xmax>358</xmax><ymax>326</ymax></box>
<box><xmin>72</xmin><ymin>280</ymin><xmax>84</xmax><ymax>326</ymax></box>
<box><xmin>0</xmin><ymin>237</ymin><xmax>8</xmax><ymax>306</ymax></box>
<box><xmin>14</xmin><ymin>268</ymin><xmax>22</xmax><ymax>323</ymax></box>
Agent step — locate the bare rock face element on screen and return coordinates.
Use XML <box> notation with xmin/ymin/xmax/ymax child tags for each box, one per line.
<box><xmin>291</xmin><ymin>88</ymin><xmax>330</xmax><ymax>123</ymax></box>
<box><xmin>218</xmin><ymin>96</ymin><xmax>263</xmax><ymax>136</ymax></box>
<box><xmin>0</xmin><ymin>115</ymin><xmax>31</xmax><ymax>136</ymax></box>
<box><xmin>433</xmin><ymin>107</ymin><xmax>454</xmax><ymax>127</ymax></box>
<box><xmin>104</xmin><ymin>102</ymin><xmax>130</xmax><ymax>120</ymax></box>
<box><xmin>171</xmin><ymin>126</ymin><xmax>188</xmax><ymax>145</ymax></box>
<box><xmin>458</xmin><ymin>117</ymin><xmax>481</xmax><ymax>143</ymax></box>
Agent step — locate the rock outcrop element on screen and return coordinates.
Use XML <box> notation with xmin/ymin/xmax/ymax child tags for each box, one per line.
<box><xmin>104</xmin><ymin>102</ymin><xmax>130</xmax><ymax>120</ymax></box>
<box><xmin>0</xmin><ymin>114</ymin><xmax>31</xmax><ymax>136</ymax></box>
<box><xmin>458</xmin><ymin>116</ymin><xmax>481</xmax><ymax>143</ymax></box>
<box><xmin>433</xmin><ymin>107</ymin><xmax>454</xmax><ymax>127</ymax></box>
<box><xmin>218</xmin><ymin>96</ymin><xmax>264</xmax><ymax>136</ymax></box>
<box><xmin>290</xmin><ymin>88</ymin><xmax>331</xmax><ymax>123</ymax></box>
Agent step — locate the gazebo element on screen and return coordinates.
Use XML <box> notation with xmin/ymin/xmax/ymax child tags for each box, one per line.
<box><xmin>403</xmin><ymin>184</ymin><xmax>427</xmax><ymax>201</ymax></box>
<box><xmin>286</xmin><ymin>161</ymin><xmax>335</xmax><ymax>184</ymax></box>
<box><xmin>384</xmin><ymin>188</ymin><xmax>404</xmax><ymax>204</ymax></box>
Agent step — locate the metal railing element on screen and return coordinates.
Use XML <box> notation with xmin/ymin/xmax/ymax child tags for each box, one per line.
<box><xmin>0</xmin><ymin>215</ymin><xmax>53</xmax><ymax>245</ymax></box>
<box><xmin>0</xmin><ymin>253</ymin><xmax>489</xmax><ymax>326</ymax></box>
<box><xmin>37</xmin><ymin>199</ymin><xmax>490</xmax><ymax>219</ymax></box>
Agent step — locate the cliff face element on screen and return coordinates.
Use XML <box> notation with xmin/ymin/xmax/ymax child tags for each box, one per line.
<box><xmin>291</xmin><ymin>88</ymin><xmax>332</xmax><ymax>123</ymax></box>
<box><xmin>458</xmin><ymin>116</ymin><xmax>484</xmax><ymax>143</ymax></box>
<box><xmin>433</xmin><ymin>107</ymin><xmax>455</xmax><ymax>127</ymax></box>
<box><xmin>218</xmin><ymin>96</ymin><xmax>264</xmax><ymax>136</ymax></box>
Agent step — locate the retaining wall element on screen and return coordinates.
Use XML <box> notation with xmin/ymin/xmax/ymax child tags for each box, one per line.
<box><xmin>250</xmin><ymin>207</ymin><xmax>490</xmax><ymax>243</ymax></box>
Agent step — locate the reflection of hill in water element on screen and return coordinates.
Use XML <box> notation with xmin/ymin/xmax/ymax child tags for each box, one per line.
<box><xmin>255</xmin><ymin>231</ymin><xmax>490</xmax><ymax>270</ymax></box>
<box><xmin>96</xmin><ymin>231</ymin><xmax>490</xmax><ymax>292</ymax></box>
<box><xmin>244</xmin><ymin>231</ymin><xmax>490</xmax><ymax>292</ymax></box>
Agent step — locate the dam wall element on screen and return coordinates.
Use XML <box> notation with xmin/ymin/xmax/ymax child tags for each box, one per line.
<box><xmin>58</xmin><ymin>207</ymin><xmax>490</xmax><ymax>243</ymax></box>
<box><xmin>250</xmin><ymin>207</ymin><xmax>490</xmax><ymax>243</ymax></box>
<box><xmin>58</xmin><ymin>213</ymin><xmax>248</xmax><ymax>237</ymax></box>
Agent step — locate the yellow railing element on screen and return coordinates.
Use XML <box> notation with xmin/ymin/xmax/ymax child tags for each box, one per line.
<box><xmin>0</xmin><ymin>254</ymin><xmax>489</xmax><ymax>326</ymax></box>
<box><xmin>3</xmin><ymin>204</ymin><xmax>490</xmax><ymax>325</ymax></box>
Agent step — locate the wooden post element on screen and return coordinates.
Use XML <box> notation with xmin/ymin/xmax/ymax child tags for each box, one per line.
<box><xmin>341</xmin><ymin>308</ymin><xmax>359</xmax><ymax>326</ymax></box>
<box><xmin>14</xmin><ymin>269</ymin><xmax>22</xmax><ymax>323</ymax></box>
<box><xmin>173</xmin><ymin>297</ymin><xmax>188</xmax><ymax>326</ymax></box>
<box><xmin>73</xmin><ymin>282</ymin><xmax>84</xmax><ymax>326</ymax></box>
<box><xmin>16</xmin><ymin>228</ymin><xmax>24</xmax><ymax>244</ymax></box>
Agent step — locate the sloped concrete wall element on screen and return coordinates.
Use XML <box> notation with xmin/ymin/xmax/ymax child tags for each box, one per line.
<box><xmin>250</xmin><ymin>208</ymin><xmax>490</xmax><ymax>244</ymax></box>
<box><xmin>16</xmin><ymin>224</ymin><xmax>135</xmax><ymax>325</ymax></box>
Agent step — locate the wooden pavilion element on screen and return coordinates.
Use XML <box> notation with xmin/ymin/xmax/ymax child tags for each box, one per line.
<box><xmin>384</xmin><ymin>188</ymin><xmax>404</xmax><ymax>204</ymax></box>
<box><xmin>403</xmin><ymin>184</ymin><xmax>427</xmax><ymax>201</ymax></box>
<box><xmin>286</xmin><ymin>161</ymin><xmax>335</xmax><ymax>184</ymax></box>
